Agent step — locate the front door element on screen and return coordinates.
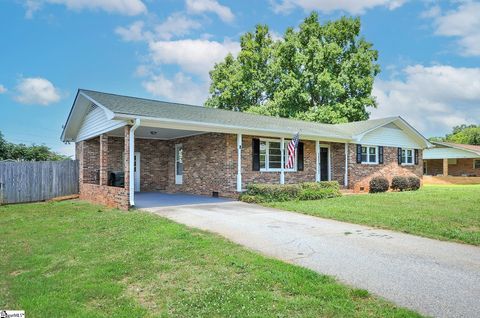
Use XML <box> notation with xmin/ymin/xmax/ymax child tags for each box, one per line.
<box><xmin>175</xmin><ymin>144</ymin><xmax>183</xmax><ymax>185</ymax></box>
<box><xmin>134</xmin><ymin>152</ymin><xmax>140</xmax><ymax>192</ymax></box>
<box><xmin>320</xmin><ymin>147</ymin><xmax>329</xmax><ymax>181</ymax></box>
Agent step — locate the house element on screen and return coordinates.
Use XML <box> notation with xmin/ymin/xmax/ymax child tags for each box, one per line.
<box><xmin>423</xmin><ymin>141</ymin><xmax>480</xmax><ymax>177</ymax></box>
<box><xmin>61</xmin><ymin>89</ymin><xmax>431</xmax><ymax>210</ymax></box>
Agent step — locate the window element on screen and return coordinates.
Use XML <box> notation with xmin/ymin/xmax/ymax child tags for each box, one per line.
<box><xmin>401</xmin><ymin>148</ymin><xmax>414</xmax><ymax>165</ymax></box>
<box><xmin>259</xmin><ymin>139</ymin><xmax>295</xmax><ymax>171</ymax></box>
<box><xmin>361</xmin><ymin>146</ymin><xmax>378</xmax><ymax>164</ymax></box>
<box><xmin>475</xmin><ymin>159</ymin><xmax>480</xmax><ymax>169</ymax></box>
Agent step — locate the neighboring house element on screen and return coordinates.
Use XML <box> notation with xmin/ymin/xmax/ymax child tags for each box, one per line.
<box><xmin>61</xmin><ymin>89</ymin><xmax>431</xmax><ymax>210</ymax></box>
<box><xmin>423</xmin><ymin>142</ymin><xmax>480</xmax><ymax>177</ymax></box>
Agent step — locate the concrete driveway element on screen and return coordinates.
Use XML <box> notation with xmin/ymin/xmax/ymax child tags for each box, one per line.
<box><xmin>141</xmin><ymin>201</ymin><xmax>480</xmax><ymax>318</ymax></box>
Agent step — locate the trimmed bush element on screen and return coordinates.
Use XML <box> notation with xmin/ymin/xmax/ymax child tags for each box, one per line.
<box><xmin>243</xmin><ymin>181</ymin><xmax>341</xmax><ymax>203</ymax></box>
<box><xmin>407</xmin><ymin>176</ymin><xmax>421</xmax><ymax>191</ymax></box>
<box><xmin>369</xmin><ymin>177</ymin><xmax>389</xmax><ymax>193</ymax></box>
<box><xmin>391</xmin><ymin>176</ymin><xmax>409</xmax><ymax>191</ymax></box>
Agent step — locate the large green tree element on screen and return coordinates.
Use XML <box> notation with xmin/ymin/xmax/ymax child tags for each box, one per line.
<box><xmin>429</xmin><ymin>124</ymin><xmax>480</xmax><ymax>145</ymax></box>
<box><xmin>206</xmin><ymin>12</ymin><xmax>380</xmax><ymax>124</ymax></box>
<box><xmin>0</xmin><ymin>131</ymin><xmax>68</xmax><ymax>161</ymax></box>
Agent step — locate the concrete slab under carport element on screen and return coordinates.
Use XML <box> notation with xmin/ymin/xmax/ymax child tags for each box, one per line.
<box><xmin>134</xmin><ymin>192</ymin><xmax>232</xmax><ymax>209</ymax></box>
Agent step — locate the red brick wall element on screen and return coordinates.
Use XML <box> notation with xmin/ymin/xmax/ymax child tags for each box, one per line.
<box><xmin>79</xmin><ymin>183</ymin><xmax>129</xmax><ymax>210</ymax></box>
<box><xmin>347</xmin><ymin>144</ymin><xmax>423</xmax><ymax>192</ymax></box>
<box><xmin>426</xmin><ymin>158</ymin><xmax>480</xmax><ymax>176</ymax></box>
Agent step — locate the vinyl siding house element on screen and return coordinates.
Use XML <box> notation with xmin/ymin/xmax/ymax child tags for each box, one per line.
<box><xmin>423</xmin><ymin>142</ymin><xmax>480</xmax><ymax>177</ymax></box>
<box><xmin>61</xmin><ymin>89</ymin><xmax>431</xmax><ymax>210</ymax></box>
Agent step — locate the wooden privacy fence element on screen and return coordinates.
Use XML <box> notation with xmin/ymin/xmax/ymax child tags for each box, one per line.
<box><xmin>0</xmin><ymin>160</ymin><xmax>79</xmax><ymax>204</ymax></box>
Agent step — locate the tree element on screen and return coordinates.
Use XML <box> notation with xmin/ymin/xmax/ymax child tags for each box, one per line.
<box><xmin>0</xmin><ymin>131</ymin><xmax>68</xmax><ymax>161</ymax></box>
<box><xmin>206</xmin><ymin>12</ymin><xmax>380</xmax><ymax>124</ymax></box>
<box><xmin>429</xmin><ymin>124</ymin><xmax>480</xmax><ymax>145</ymax></box>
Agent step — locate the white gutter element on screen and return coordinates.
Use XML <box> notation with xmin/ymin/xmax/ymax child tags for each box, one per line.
<box><xmin>129</xmin><ymin>118</ymin><xmax>141</xmax><ymax>206</ymax></box>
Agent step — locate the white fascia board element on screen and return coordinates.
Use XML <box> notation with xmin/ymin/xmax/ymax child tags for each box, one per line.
<box><xmin>113</xmin><ymin>113</ymin><xmax>353</xmax><ymax>143</ymax></box>
<box><xmin>74</xmin><ymin>121</ymin><xmax>127</xmax><ymax>142</ymax></box>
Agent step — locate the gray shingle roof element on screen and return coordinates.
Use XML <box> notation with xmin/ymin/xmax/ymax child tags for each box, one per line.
<box><xmin>79</xmin><ymin>89</ymin><xmax>400</xmax><ymax>140</ymax></box>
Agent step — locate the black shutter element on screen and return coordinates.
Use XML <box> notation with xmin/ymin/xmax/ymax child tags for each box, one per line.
<box><xmin>414</xmin><ymin>149</ymin><xmax>419</xmax><ymax>165</ymax></box>
<box><xmin>397</xmin><ymin>148</ymin><xmax>402</xmax><ymax>165</ymax></box>
<box><xmin>252</xmin><ymin>138</ymin><xmax>260</xmax><ymax>171</ymax></box>
<box><xmin>297</xmin><ymin>142</ymin><xmax>304</xmax><ymax>171</ymax></box>
<box><xmin>378</xmin><ymin>146</ymin><xmax>384</xmax><ymax>164</ymax></box>
<box><xmin>356</xmin><ymin>144</ymin><xmax>362</xmax><ymax>164</ymax></box>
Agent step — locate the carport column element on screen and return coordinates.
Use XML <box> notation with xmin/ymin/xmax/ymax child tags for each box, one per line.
<box><xmin>443</xmin><ymin>158</ymin><xmax>449</xmax><ymax>176</ymax></box>
<box><xmin>236</xmin><ymin>133</ymin><xmax>242</xmax><ymax>192</ymax></box>
<box><xmin>344</xmin><ymin>143</ymin><xmax>349</xmax><ymax>187</ymax></box>
<box><xmin>128</xmin><ymin>119</ymin><xmax>141</xmax><ymax>206</ymax></box>
<box><xmin>124</xmin><ymin>126</ymin><xmax>131</xmax><ymax>196</ymax></box>
<box><xmin>99</xmin><ymin>134</ymin><xmax>109</xmax><ymax>186</ymax></box>
<box><xmin>280</xmin><ymin>137</ymin><xmax>285</xmax><ymax>184</ymax></box>
<box><xmin>315</xmin><ymin>140</ymin><xmax>320</xmax><ymax>182</ymax></box>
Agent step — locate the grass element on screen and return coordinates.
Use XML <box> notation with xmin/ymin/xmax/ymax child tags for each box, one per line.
<box><xmin>267</xmin><ymin>185</ymin><xmax>480</xmax><ymax>246</ymax></box>
<box><xmin>0</xmin><ymin>200</ymin><xmax>421</xmax><ymax>317</ymax></box>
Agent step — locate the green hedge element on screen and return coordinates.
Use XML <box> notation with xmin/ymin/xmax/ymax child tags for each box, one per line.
<box><xmin>240</xmin><ymin>181</ymin><xmax>341</xmax><ymax>203</ymax></box>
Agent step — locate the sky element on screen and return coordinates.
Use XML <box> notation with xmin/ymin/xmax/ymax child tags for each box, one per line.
<box><xmin>1</xmin><ymin>0</ymin><xmax>479</xmax><ymax>157</ymax></box>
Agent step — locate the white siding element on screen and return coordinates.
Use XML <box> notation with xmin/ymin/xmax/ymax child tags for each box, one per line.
<box><xmin>76</xmin><ymin>106</ymin><xmax>125</xmax><ymax>141</ymax></box>
<box><xmin>359</xmin><ymin>124</ymin><xmax>422</xmax><ymax>148</ymax></box>
<box><xmin>423</xmin><ymin>147</ymin><xmax>480</xmax><ymax>159</ymax></box>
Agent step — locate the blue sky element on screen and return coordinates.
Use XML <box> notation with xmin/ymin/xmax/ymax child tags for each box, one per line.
<box><xmin>1</xmin><ymin>0</ymin><xmax>479</xmax><ymax>157</ymax></box>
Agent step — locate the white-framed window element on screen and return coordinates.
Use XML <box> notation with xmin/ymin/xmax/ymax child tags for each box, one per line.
<box><xmin>401</xmin><ymin>148</ymin><xmax>414</xmax><ymax>165</ymax></box>
<box><xmin>361</xmin><ymin>146</ymin><xmax>378</xmax><ymax>164</ymax></box>
<box><xmin>474</xmin><ymin>159</ymin><xmax>480</xmax><ymax>169</ymax></box>
<box><xmin>259</xmin><ymin>138</ymin><xmax>296</xmax><ymax>172</ymax></box>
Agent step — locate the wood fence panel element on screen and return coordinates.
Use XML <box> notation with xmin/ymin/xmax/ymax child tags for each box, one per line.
<box><xmin>0</xmin><ymin>160</ymin><xmax>79</xmax><ymax>204</ymax></box>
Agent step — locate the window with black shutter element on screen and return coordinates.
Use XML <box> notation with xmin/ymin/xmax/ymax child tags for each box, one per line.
<box><xmin>379</xmin><ymin>146</ymin><xmax>384</xmax><ymax>164</ymax></box>
<box><xmin>297</xmin><ymin>142</ymin><xmax>304</xmax><ymax>171</ymax></box>
<box><xmin>414</xmin><ymin>149</ymin><xmax>419</xmax><ymax>165</ymax></box>
<box><xmin>397</xmin><ymin>147</ymin><xmax>402</xmax><ymax>165</ymax></box>
<box><xmin>252</xmin><ymin>138</ymin><xmax>260</xmax><ymax>171</ymax></box>
<box><xmin>356</xmin><ymin>144</ymin><xmax>362</xmax><ymax>163</ymax></box>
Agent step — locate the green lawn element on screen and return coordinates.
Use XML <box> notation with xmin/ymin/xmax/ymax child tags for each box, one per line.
<box><xmin>0</xmin><ymin>201</ymin><xmax>420</xmax><ymax>318</ymax></box>
<box><xmin>267</xmin><ymin>185</ymin><xmax>480</xmax><ymax>246</ymax></box>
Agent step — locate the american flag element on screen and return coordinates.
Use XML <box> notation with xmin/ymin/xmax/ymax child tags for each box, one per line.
<box><xmin>285</xmin><ymin>133</ymin><xmax>299</xmax><ymax>169</ymax></box>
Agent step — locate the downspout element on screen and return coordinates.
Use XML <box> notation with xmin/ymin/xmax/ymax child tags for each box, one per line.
<box><xmin>129</xmin><ymin>118</ymin><xmax>141</xmax><ymax>206</ymax></box>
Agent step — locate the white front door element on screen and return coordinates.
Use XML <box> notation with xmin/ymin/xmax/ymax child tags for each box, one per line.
<box><xmin>134</xmin><ymin>152</ymin><xmax>140</xmax><ymax>192</ymax></box>
<box><xmin>175</xmin><ymin>144</ymin><xmax>183</xmax><ymax>185</ymax></box>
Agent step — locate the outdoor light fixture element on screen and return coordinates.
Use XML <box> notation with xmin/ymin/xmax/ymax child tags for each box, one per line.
<box><xmin>150</xmin><ymin>131</ymin><xmax>158</xmax><ymax>135</ymax></box>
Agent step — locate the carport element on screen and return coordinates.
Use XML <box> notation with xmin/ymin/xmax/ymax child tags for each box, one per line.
<box><xmin>134</xmin><ymin>192</ymin><xmax>232</xmax><ymax>209</ymax></box>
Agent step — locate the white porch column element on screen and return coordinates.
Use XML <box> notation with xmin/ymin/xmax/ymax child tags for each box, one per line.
<box><xmin>129</xmin><ymin>119</ymin><xmax>140</xmax><ymax>206</ymax></box>
<box><xmin>280</xmin><ymin>137</ymin><xmax>285</xmax><ymax>184</ymax></box>
<box><xmin>344</xmin><ymin>143</ymin><xmax>349</xmax><ymax>187</ymax></box>
<box><xmin>236</xmin><ymin>133</ymin><xmax>242</xmax><ymax>192</ymax></box>
<box><xmin>315</xmin><ymin>140</ymin><xmax>320</xmax><ymax>182</ymax></box>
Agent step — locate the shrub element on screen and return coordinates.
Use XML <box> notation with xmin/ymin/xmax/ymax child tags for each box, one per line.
<box><xmin>244</xmin><ymin>181</ymin><xmax>341</xmax><ymax>202</ymax></box>
<box><xmin>407</xmin><ymin>176</ymin><xmax>421</xmax><ymax>191</ymax></box>
<box><xmin>369</xmin><ymin>177</ymin><xmax>389</xmax><ymax>193</ymax></box>
<box><xmin>391</xmin><ymin>176</ymin><xmax>409</xmax><ymax>191</ymax></box>
<box><xmin>246</xmin><ymin>183</ymin><xmax>301</xmax><ymax>202</ymax></box>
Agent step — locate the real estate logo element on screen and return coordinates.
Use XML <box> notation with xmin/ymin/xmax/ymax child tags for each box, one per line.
<box><xmin>0</xmin><ymin>310</ymin><xmax>25</xmax><ymax>318</ymax></box>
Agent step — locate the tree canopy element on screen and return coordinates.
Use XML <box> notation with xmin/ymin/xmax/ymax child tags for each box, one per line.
<box><xmin>206</xmin><ymin>12</ymin><xmax>380</xmax><ymax>124</ymax></box>
<box><xmin>429</xmin><ymin>124</ymin><xmax>480</xmax><ymax>145</ymax></box>
<box><xmin>0</xmin><ymin>131</ymin><xmax>69</xmax><ymax>161</ymax></box>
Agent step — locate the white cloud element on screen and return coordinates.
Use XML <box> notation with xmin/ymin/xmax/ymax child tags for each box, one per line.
<box><xmin>154</xmin><ymin>13</ymin><xmax>202</xmax><ymax>40</ymax></box>
<box><xmin>25</xmin><ymin>0</ymin><xmax>147</xmax><ymax>18</ymax></box>
<box><xmin>0</xmin><ymin>84</ymin><xmax>7</xmax><ymax>94</ymax></box>
<box><xmin>270</xmin><ymin>0</ymin><xmax>406</xmax><ymax>14</ymax></box>
<box><xmin>143</xmin><ymin>72</ymin><xmax>209</xmax><ymax>105</ymax></box>
<box><xmin>14</xmin><ymin>77</ymin><xmax>61</xmax><ymax>105</ymax></box>
<box><xmin>424</xmin><ymin>2</ymin><xmax>480</xmax><ymax>56</ymax></box>
<box><xmin>148</xmin><ymin>38</ymin><xmax>240</xmax><ymax>78</ymax></box>
<box><xmin>186</xmin><ymin>0</ymin><xmax>234</xmax><ymax>22</ymax></box>
<box><xmin>371</xmin><ymin>64</ymin><xmax>480</xmax><ymax>137</ymax></box>
<box><xmin>116</xmin><ymin>13</ymin><xmax>201</xmax><ymax>42</ymax></box>
<box><xmin>115</xmin><ymin>21</ymin><xmax>148</xmax><ymax>42</ymax></box>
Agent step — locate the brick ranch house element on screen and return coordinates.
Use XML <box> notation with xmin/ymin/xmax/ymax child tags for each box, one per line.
<box><xmin>423</xmin><ymin>142</ymin><xmax>480</xmax><ymax>177</ymax></box>
<box><xmin>61</xmin><ymin>89</ymin><xmax>431</xmax><ymax>210</ymax></box>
